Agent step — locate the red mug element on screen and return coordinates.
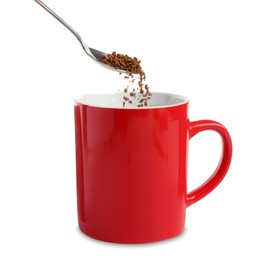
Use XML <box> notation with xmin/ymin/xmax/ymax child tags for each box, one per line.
<box><xmin>74</xmin><ymin>92</ymin><xmax>232</xmax><ymax>244</ymax></box>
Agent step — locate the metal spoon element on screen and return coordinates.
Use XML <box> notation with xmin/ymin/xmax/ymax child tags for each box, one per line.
<box><xmin>34</xmin><ymin>0</ymin><xmax>117</xmax><ymax>71</ymax></box>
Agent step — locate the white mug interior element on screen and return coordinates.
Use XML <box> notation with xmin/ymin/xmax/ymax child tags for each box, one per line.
<box><xmin>75</xmin><ymin>92</ymin><xmax>188</xmax><ymax>109</ymax></box>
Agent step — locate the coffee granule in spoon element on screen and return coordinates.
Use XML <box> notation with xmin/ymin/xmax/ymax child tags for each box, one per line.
<box><xmin>99</xmin><ymin>51</ymin><xmax>151</xmax><ymax>107</ymax></box>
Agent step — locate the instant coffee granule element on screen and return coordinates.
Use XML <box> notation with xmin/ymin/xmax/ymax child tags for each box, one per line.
<box><xmin>99</xmin><ymin>51</ymin><xmax>151</xmax><ymax>107</ymax></box>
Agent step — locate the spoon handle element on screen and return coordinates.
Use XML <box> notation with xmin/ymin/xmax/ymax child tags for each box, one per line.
<box><xmin>34</xmin><ymin>0</ymin><xmax>83</xmax><ymax>45</ymax></box>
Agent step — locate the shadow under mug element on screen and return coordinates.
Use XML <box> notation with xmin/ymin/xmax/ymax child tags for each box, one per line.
<box><xmin>74</xmin><ymin>92</ymin><xmax>232</xmax><ymax>244</ymax></box>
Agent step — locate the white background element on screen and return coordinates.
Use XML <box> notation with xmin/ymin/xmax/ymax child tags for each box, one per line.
<box><xmin>0</xmin><ymin>0</ymin><xmax>259</xmax><ymax>259</ymax></box>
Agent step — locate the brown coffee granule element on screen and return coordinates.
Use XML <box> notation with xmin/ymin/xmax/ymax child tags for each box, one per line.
<box><xmin>99</xmin><ymin>51</ymin><xmax>142</xmax><ymax>73</ymax></box>
<box><xmin>99</xmin><ymin>51</ymin><xmax>151</xmax><ymax>107</ymax></box>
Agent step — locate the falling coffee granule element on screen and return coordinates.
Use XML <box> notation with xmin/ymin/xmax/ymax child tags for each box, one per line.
<box><xmin>99</xmin><ymin>51</ymin><xmax>151</xmax><ymax>107</ymax></box>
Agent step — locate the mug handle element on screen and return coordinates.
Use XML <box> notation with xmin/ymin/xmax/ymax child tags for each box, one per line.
<box><xmin>186</xmin><ymin>120</ymin><xmax>232</xmax><ymax>207</ymax></box>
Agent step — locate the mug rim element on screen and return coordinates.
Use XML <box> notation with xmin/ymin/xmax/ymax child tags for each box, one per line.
<box><xmin>74</xmin><ymin>91</ymin><xmax>189</xmax><ymax>109</ymax></box>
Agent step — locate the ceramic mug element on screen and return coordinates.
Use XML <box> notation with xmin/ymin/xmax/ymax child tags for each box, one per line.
<box><xmin>74</xmin><ymin>92</ymin><xmax>232</xmax><ymax>244</ymax></box>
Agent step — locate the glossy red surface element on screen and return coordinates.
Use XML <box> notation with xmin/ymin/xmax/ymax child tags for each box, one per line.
<box><xmin>74</xmin><ymin>101</ymin><xmax>232</xmax><ymax>244</ymax></box>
